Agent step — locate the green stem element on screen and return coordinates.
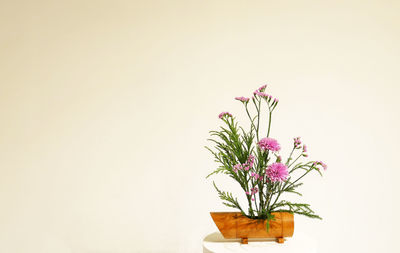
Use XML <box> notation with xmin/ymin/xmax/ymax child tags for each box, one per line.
<box><xmin>267</xmin><ymin>108</ymin><xmax>272</xmax><ymax>137</ymax></box>
<box><xmin>270</xmin><ymin>180</ymin><xmax>289</xmax><ymax>210</ymax></box>
<box><xmin>283</xmin><ymin>165</ymin><xmax>315</xmax><ymax>192</ymax></box>
<box><xmin>288</xmin><ymin>154</ymin><xmax>302</xmax><ymax>168</ymax></box>
<box><xmin>256</xmin><ymin>99</ymin><xmax>261</xmax><ymax>141</ymax></box>
<box><xmin>286</xmin><ymin>146</ymin><xmax>296</xmax><ymax>166</ymax></box>
<box><xmin>245</xmin><ymin>104</ymin><xmax>257</xmax><ymax>134</ymax></box>
<box><xmin>264</xmin><ymin>182</ymin><xmax>275</xmax><ymax>211</ymax></box>
<box><xmin>258</xmin><ymin>181</ymin><xmax>264</xmax><ymax>214</ymax></box>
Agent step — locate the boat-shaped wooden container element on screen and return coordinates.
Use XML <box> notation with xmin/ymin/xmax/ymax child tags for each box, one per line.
<box><xmin>210</xmin><ymin>212</ymin><xmax>294</xmax><ymax>244</ymax></box>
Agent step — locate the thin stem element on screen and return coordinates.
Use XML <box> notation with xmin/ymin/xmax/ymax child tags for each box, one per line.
<box><xmin>288</xmin><ymin>153</ymin><xmax>302</xmax><ymax>168</ymax></box>
<box><xmin>286</xmin><ymin>146</ymin><xmax>296</xmax><ymax>166</ymax></box>
<box><xmin>266</xmin><ymin>103</ymin><xmax>272</xmax><ymax>137</ymax></box>
<box><xmin>251</xmin><ymin>178</ymin><xmax>259</xmax><ymax>213</ymax></box>
<box><xmin>270</xmin><ymin>180</ymin><xmax>290</xmax><ymax>210</ymax></box>
<box><xmin>245</xmin><ymin>104</ymin><xmax>257</xmax><ymax>133</ymax></box>
<box><xmin>284</xmin><ymin>166</ymin><xmax>315</xmax><ymax>191</ymax></box>
<box><xmin>258</xmin><ymin>180</ymin><xmax>264</xmax><ymax>214</ymax></box>
<box><xmin>265</xmin><ymin>182</ymin><xmax>277</xmax><ymax>211</ymax></box>
<box><xmin>256</xmin><ymin>99</ymin><xmax>261</xmax><ymax>141</ymax></box>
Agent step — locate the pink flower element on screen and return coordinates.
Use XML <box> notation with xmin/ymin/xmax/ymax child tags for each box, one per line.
<box><xmin>294</xmin><ymin>137</ymin><xmax>301</xmax><ymax>148</ymax></box>
<box><xmin>302</xmin><ymin>145</ymin><xmax>307</xmax><ymax>153</ymax></box>
<box><xmin>254</xmin><ymin>91</ymin><xmax>268</xmax><ymax>98</ymax></box>
<box><xmin>251</xmin><ymin>172</ymin><xmax>260</xmax><ymax>180</ymax></box>
<box><xmin>253</xmin><ymin>84</ymin><xmax>267</xmax><ymax>95</ymax></box>
<box><xmin>313</xmin><ymin>161</ymin><xmax>327</xmax><ymax>170</ymax></box>
<box><xmin>235</xmin><ymin>96</ymin><xmax>250</xmax><ymax>102</ymax></box>
<box><xmin>233</xmin><ymin>164</ymin><xmax>242</xmax><ymax>173</ymax></box>
<box><xmin>247</xmin><ymin>155</ymin><xmax>255</xmax><ymax>168</ymax></box>
<box><xmin>218</xmin><ymin>112</ymin><xmax>232</xmax><ymax>119</ymax></box>
<box><xmin>258</xmin><ymin>137</ymin><xmax>281</xmax><ymax>152</ymax></box>
<box><xmin>245</xmin><ymin>191</ymin><xmax>250</xmax><ymax>195</ymax></box>
<box><xmin>234</xmin><ymin>155</ymin><xmax>254</xmax><ymax>173</ymax></box>
<box><xmin>258</xmin><ymin>84</ymin><xmax>267</xmax><ymax>92</ymax></box>
<box><xmin>251</xmin><ymin>187</ymin><xmax>258</xmax><ymax>195</ymax></box>
<box><xmin>266</xmin><ymin>163</ymin><xmax>289</xmax><ymax>182</ymax></box>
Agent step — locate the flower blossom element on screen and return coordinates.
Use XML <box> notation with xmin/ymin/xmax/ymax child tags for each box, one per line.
<box><xmin>302</xmin><ymin>145</ymin><xmax>308</xmax><ymax>157</ymax></box>
<box><xmin>255</xmin><ymin>84</ymin><xmax>267</xmax><ymax>93</ymax></box>
<box><xmin>250</xmin><ymin>172</ymin><xmax>260</xmax><ymax>180</ymax></box>
<box><xmin>251</xmin><ymin>187</ymin><xmax>258</xmax><ymax>195</ymax></box>
<box><xmin>253</xmin><ymin>84</ymin><xmax>267</xmax><ymax>96</ymax></box>
<box><xmin>266</xmin><ymin>163</ymin><xmax>289</xmax><ymax>182</ymax></box>
<box><xmin>294</xmin><ymin>137</ymin><xmax>301</xmax><ymax>148</ymax></box>
<box><xmin>253</xmin><ymin>91</ymin><xmax>268</xmax><ymax>97</ymax></box>
<box><xmin>247</xmin><ymin>155</ymin><xmax>255</xmax><ymax>168</ymax></box>
<box><xmin>235</xmin><ymin>96</ymin><xmax>250</xmax><ymax>102</ymax></box>
<box><xmin>233</xmin><ymin>155</ymin><xmax>254</xmax><ymax>173</ymax></box>
<box><xmin>258</xmin><ymin>137</ymin><xmax>281</xmax><ymax>152</ymax></box>
<box><xmin>233</xmin><ymin>164</ymin><xmax>242</xmax><ymax>173</ymax></box>
<box><xmin>218</xmin><ymin>112</ymin><xmax>232</xmax><ymax>119</ymax></box>
<box><xmin>313</xmin><ymin>161</ymin><xmax>328</xmax><ymax>170</ymax></box>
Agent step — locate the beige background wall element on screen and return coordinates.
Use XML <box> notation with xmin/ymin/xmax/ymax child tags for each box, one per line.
<box><xmin>1</xmin><ymin>0</ymin><xmax>399</xmax><ymax>252</ymax></box>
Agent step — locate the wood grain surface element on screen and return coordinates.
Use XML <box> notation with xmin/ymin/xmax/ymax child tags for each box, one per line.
<box><xmin>210</xmin><ymin>212</ymin><xmax>294</xmax><ymax>242</ymax></box>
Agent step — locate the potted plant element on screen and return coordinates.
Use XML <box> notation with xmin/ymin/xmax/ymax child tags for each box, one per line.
<box><xmin>206</xmin><ymin>84</ymin><xmax>327</xmax><ymax>244</ymax></box>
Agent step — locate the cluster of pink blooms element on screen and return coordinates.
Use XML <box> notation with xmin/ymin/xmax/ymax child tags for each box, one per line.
<box><xmin>256</xmin><ymin>84</ymin><xmax>267</xmax><ymax>92</ymax></box>
<box><xmin>258</xmin><ymin>137</ymin><xmax>281</xmax><ymax>152</ymax></box>
<box><xmin>294</xmin><ymin>137</ymin><xmax>308</xmax><ymax>156</ymax></box>
<box><xmin>235</xmin><ymin>96</ymin><xmax>250</xmax><ymax>102</ymax></box>
<box><xmin>313</xmin><ymin>161</ymin><xmax>328</xmax><ymax>170</ymax></box>
<box><xmin>266</xmin><ymin>162</ymin><xmax>289</xmax><ymax>182</ymax></box>
<box><xmin>250</xmin><ymin>172</ymin><xmax>261</xmax><ymax>181</ymax></box>
<box><xmin>251</xmin><ymin>187</ymin><xmax>258</xmax><ymax>194</ymax></box>
<box><xmin>246</xmin><ymin>187</ymin><xmax>259</xmax><ymax>201</ymax></box>
<box><xmin>233</xmin><ymin>164</ymin><xmax>242</xmax><ymax>173</ymax></box>
<box><xmin>252</xmin><ymin>84</ymin><xmax>279</xmax><ymax>104</ymax></box>
<box><xmin>253</xmin><ymin>84</ymin><xmax>268</xmax><ymax>97</ymax></box>
<box><xmin>254</xmin><ymin>91</ymin><xmax>271</xmax><ymax>98</ymax></box>
<box><xmin>302</xmin><ymin>145</ymin><xmax>308</xmax><ymax>157</ymax></box>
<box><xmin>233</xmin><ymin>155</ymin><xmax>255</xmax><ymax>173</ymax></box>
<box><xmin>218</xmin><ymin>112</ymin><xmax>232</xmax><ymax>119</ymax></box>
<box><xmin>294</xmin><ymin>137</ymin><xmax>302</xmax><ymax>148</ymax></box>
<box><xmin>245</xmin><ymin>187</ymin><xmax>259</xmax><ymax>195</ymax></box>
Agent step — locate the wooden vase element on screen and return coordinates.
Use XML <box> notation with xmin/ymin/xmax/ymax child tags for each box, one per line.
<box><xmin>210</xmin><ymin>212</ymin><xmax>294</xmax><ymax>244</ymax></box>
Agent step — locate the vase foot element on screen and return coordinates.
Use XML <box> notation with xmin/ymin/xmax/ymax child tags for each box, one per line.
<box><xmin>241</xmin><ymin>238</ymin><xmax>248</xmax><ymax>244</ymax></box>
<box><xmin>277</xmin><ymin>237</ymin><xmax>284</xmax><ymax>243</ymax></box>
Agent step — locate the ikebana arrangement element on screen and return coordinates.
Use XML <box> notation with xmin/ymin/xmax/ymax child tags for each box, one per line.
<box><xmin>206</xmin><ymin>85</ymin><xmax>326</xmax><ymax>244</ymax></box>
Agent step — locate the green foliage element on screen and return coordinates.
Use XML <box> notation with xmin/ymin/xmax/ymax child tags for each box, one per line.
<box><xmin>213</xmin><ymin>182</ymin><xmax>244</xmax><ymax>213</ymax></box>
<box><xmin>272</xmin><ymin>201</ymin><xmax>322</xmax><ymax>219</ymax></box>
<box><xmin>265</xmin><ymin>212</ymin><xmax>275</xmax><ymax>232</ymax></box>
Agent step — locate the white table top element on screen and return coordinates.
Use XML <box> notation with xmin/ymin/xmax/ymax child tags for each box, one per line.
<box><xmin>203</xmin><ymin>232</ymin><xmax>317</xmax><ymax>253</ymax></box>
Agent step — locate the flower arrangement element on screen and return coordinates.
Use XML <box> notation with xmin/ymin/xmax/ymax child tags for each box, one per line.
<box><xmin>206</xmin><ymin>85</ymin><xmax>326</xmax><ymax>228</ymax></box>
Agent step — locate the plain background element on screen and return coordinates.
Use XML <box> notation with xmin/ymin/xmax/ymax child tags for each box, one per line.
<box><xmin>1</xmin><ymin>0</ymin><xmax>400</xmax><ymax>252</ymax></box>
